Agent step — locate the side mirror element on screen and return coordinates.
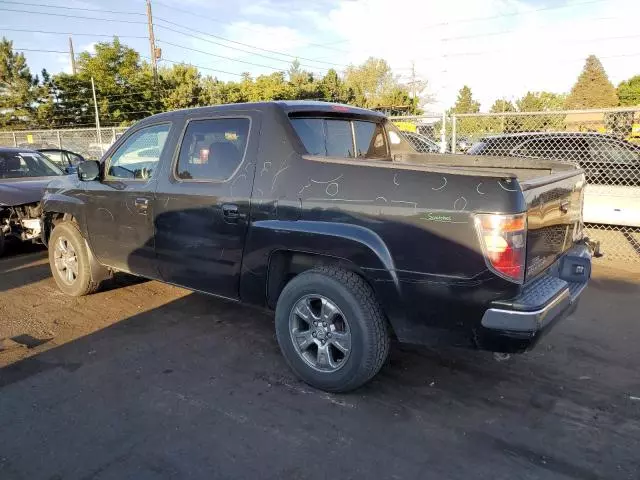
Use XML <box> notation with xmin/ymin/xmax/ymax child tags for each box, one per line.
<box><xmin>77</xmin><ymin>160</ymin><xmax>100</xmax><ymax>181</ymax></box>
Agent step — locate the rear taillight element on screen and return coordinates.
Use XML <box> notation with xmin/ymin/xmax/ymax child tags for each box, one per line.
<box><xmin>475</xmin><ymin>213</ymin><xmax>527</xmax><ymax>283</ymax></box>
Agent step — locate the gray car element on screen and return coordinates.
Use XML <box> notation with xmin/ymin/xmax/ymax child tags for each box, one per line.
<box><xmin>0</xmin><ymin>148</ymin><xmax>65</xmax><ymax>256</ymax></box>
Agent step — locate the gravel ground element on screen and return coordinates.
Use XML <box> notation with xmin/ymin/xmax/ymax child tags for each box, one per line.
<box><xmin>1</xmin><ymin>243</ymin><xmax>639</xmax><ymax>480</ymax></box>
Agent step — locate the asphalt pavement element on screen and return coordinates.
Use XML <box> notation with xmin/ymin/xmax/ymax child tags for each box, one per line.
<box><xmin>1</xmin><ymin>245</ymin><xmax>639</xmax><ymax>480</ymax></box>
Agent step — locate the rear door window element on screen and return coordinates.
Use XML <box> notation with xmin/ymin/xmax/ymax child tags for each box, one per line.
<box><xmin>290</xmin><ymin>117</ymin><xmax>389</xmax><ymax>160</ymax></box>
<box><xmin>176</xmin><ymin>118</ymin><xmax>250</xmax><ymax>181</ymax></box>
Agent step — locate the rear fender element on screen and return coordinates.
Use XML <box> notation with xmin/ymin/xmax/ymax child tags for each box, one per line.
<box><xmin>240</xmin><ymin>220</ymin><xmax>404</xmax><ymax>327</ymax></box>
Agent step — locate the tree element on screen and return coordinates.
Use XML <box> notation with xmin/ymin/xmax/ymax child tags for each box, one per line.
<box><xmin>488</xmin><ymin>99</ymin><xmax>519</xmax><ymax>133</ymax></box>
<box><xmin>565</xmin><ymin>55</ymin><xmax>618</xmax><ymax>109</ymax></box>
<box><xmin>0</xmin><ymin>38</ymin><xmax>39</xmax><ymax>128</ymax></box>
<box><xmin>73</xmin><ymin>38</ymin><xmax>161</xmax><ymax>125</ymax></box>
<box><xmin>344</xmin><ymin>58</ymin><xmax>396</xmax><ymax>108</ymax></box>
<box><xmin>160</xmin><ymin>64</ymin><xmax>202</xmax><ymax>110</ymax></box>
<box><xmin>617</xmin><ymin>75</ymin><xmax>640</xmax><ymax>106</ymax></box>
<box><xmin>489</xmin><ymin>99</ymin><xmax>515</xmax><ymax>113</ymax></box>
<box><xmin>516</xmin><ymin>91</ymin><xmax>566</xmax><ymax>112</ymax></box>
<box><xmin>251</xmin><ymin>72</ymin><xmax>293</xmax><ymax>101</ymax></box>
<box><xmin>450</xmin><ymin>85</ymin><xmax>480</xmax><ymax>114</ymax></box>
<box><xmin>318</xmin><ymin>69</ymin><xmax>345</xmax><ymax>102</ymax></box>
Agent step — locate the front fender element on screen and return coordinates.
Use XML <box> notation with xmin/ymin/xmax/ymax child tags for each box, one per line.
<box><xmin>42</xmin><ymin>192</ymin><xmax>89</xmax><ymax>240</ymax></box>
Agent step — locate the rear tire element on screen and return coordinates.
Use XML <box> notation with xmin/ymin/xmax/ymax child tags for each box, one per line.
<box><xmin>275</xmin><ymin>266</ymin><xmax>390</xmax><ymax>392</ymax></box>
<box><xmin>0</xmin><ymin>229</ymin><xmax>5</xmax><ymax>257</ymax></box>
<box><xmin>48</xmin><ymin>221</ymin><xmax>100</xmax><ymax>296</ymax></box>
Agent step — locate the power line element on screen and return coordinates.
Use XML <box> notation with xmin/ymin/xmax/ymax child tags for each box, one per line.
<box><xmin>154</xmin><ymin>24</ymin><xmax>332</xmax><ymax>72</ymax></box>
<box><xmin>14</xmin><ymin>48</ymin><xmax>69</xmax><ymax>54</ymax></box>
<box><xmin>0</xmin><ymin>1</ymin><xmax>145</xmax><ymax>16</ymax></box>
<box><xmin>156</xmin><ymin>40</ymin><xmax>287</xmax><ymax>72</ymax></box>
<box><xmin>154</xmin><ymin>16</ymin><xmax>347</xmax><ymax>68</ymax></box>
<box><xmin>0</xmin><ymin>27</ymin><xmax>147</xmax><ymax>39</ymax></box>
<box><xmin>0</xmin><ymin>5</ymin><xmax>347</xmax><ymax>69</ymax></box>
<box><xmin>0</xmin><ymin>8</ymin><xmax>147</xmax><ymax>24</ymax></box>
<box><xmin>153</xmin><ymin>0</ymin><xmax>350</xmax><ymax>54</ymax></box>
<box><xmin>429</xmin><ymin>0</ymin><xmax>608</xmax><ymax>28</ymax></box>
<box><xmin>441</xmin><ymin>15</ymin><xmax>623</xmax><ymax>42</ymax></box>
<box><xmin>158</xmin><ymin>57</ymin><xmax>244</xmax><ymax>77</ymax></box>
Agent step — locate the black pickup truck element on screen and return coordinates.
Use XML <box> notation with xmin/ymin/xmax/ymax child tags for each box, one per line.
<box><xmin>41</xmin><ymin>101</ymin><xmax>593</xmax><ymax>392</ymax></box>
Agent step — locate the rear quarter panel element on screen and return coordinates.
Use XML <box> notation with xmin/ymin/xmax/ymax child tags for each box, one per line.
<box><xmin>241</xmin><ymin>107</ymin><xmax>526</xmax><ymax>344</ymax></box>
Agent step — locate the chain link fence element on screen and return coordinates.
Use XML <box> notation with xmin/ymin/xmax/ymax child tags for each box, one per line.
<box><xmin>444</xmin><ymin>108</ymin><xmax>640</xmax><ymax>267</ymax></box>
<box><xmin>0</xmin><ymin>127</ymin><xmax>128</xmax><ymax>160</ymax></box>
<box><xmin>2</xmin><ymin>107</ymin><xmax>639</xmax><ymax>267</ymax></box>
<box><xmin>392</xmin><ymin>108</ymin><xmax>640</xmax><ymax>267</ymax></box>
<box><xmin>390</xmin><ymin>113</ymin><xmax>447</xmax><ymax>153</ymax></box>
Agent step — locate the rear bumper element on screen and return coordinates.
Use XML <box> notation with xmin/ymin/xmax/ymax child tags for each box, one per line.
<box><xmin>477</xmin><ymin>243</ymin><xmax>592</xmax><ymax>353</ymax></box>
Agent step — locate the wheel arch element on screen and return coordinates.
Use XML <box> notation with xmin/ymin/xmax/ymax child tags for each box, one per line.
<box><xmin>249</xmin><ymin>220</ymin><xmax>404</xmax><ymax>337</ymax></box>
<box><xmin>41</xmin><ymin>193</ymin><xmax>88</xmax><ymax>247</ymax></box>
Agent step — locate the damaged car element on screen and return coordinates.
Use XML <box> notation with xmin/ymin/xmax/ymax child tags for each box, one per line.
<box><xmin>0</xmin><ymin>147</ymin><xmax>65</xmax><ymax>256</ymax></box>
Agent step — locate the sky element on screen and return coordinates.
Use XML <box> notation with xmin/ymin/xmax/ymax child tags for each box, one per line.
<box><xmin>2</xmin><ymin>0</ymin><xmax>639</xmax><ymax>112</ymax></box>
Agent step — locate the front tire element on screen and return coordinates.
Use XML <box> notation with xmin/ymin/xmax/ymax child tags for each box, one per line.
<box><xmin>48</xmin><ymin>221</ymin><xmax>100</xmax><ymax>296</ymax></box>
<box><xmin>275</xmin><ymin>266</ymin><xmax>390</xmax><ymax>392</ymax></box>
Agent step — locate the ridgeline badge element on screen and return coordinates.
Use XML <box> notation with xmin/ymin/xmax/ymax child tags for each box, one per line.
<box><xmin>423</xmin><ymin>212</ymin><xmax>453</xmax><ymax>223</ymax></box>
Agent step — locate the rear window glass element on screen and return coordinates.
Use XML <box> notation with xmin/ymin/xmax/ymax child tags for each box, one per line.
<box><xmin>325</xmin><ymin>119</ymin><xmax>354</xmax><ymax>157</ymax></box>
<box><xmin>290</xmin><ymin>117</ymin><xmax>389</xmax><ymax>159</ymax></box>
<box><xmin>0</xmin><ymin>151</ymin><xmax>63</xmax><ymax>178</ymax></box>
<box><xmin>354</xmin><ymin>121</ymin><xmax>387</xmax><ymax>158</ymax></box>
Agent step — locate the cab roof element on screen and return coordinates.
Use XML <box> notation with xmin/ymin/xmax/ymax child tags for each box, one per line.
<box><xmin>138</xmin><ymin>101</ymin><xmax>386</xmax><ymax>124</ymax></box>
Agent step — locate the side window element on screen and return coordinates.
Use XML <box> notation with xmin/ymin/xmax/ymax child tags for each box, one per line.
<box><xmin>353</xmin><ymin>121</ymin><xmax>388</xmax><ymax>158</ymax></box>
<box><xmin>515</xmin><ymin>138</ymin><xmax>586</xmax><ymax>162</ymax></box>
<box><xmin>290</xmin><ymin>117</ymin><xmax>389</xmax><ymax>160</ymax></box>
<box><xmin>325</xmin><ymin>119</ymin><xmax>354</xmax><ymax>157</ymax></box>
<box><xmin>68</xmin><ymin>152</ymin><xmax>84</xmax><ymax>165</ymax></box>
<box><xmin>176</xmin><ymin>118</ymin><xmax>250</xmax><ymax>181</ymax></box>
<box><xmin>42</xmin><ymin>151</ymin><xmax>65</xmax><ymax>168</ymax></box>
<box><xmin>107</xmin><ymin>123</ymin><xmax>170</xmax><ymax>180</ymax></box>
<box><xmin>588</xmin><ymin>138</ymin><xmax>640</xmax><ymax>164</ymax></box>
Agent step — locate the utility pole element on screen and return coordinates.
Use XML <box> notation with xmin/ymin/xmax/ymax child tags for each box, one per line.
<box><xmin>410</xmin><ymin>61</ymin><xmax>417</xmax><ymax>112</ymax></box>
<box><xmin>91</xmin><ymin>77</ymin><xmax>104</xmax><ymax>155</ymax></box>
<box><xmin>146</xmin><ymin>0</ymin><xmax>158</xmax><ymax>84</ymax></box>
<box><xmin>69</xmin><ymin>36</ymin><xmax>76</xmax><ymax>75</ymax></box>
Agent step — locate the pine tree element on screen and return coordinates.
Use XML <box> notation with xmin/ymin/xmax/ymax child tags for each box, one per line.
<box><xmin>0</xmin><ymin>38</ymin><xmax>38</xmax><ymax>128</ymax></box>
<box><xmin>451</xmin><ymin>85</ymin><xmax>480</xmax><ymax>114</ymax></box>
<box><xmin>565</xmin><ymin>55</ymin><xmax>618</xmax><ymax>109</ymax></box>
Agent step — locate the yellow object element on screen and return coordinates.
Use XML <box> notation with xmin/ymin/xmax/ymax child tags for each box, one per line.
<box><xmin>27</xmin><ymin>134</ymin><xmax>33</xmax><ymax>144</ymax></box>
<box><xmin>394</xmin><ymin>121</ymin><xmax>417</xmax><ymax>133</ymax></box>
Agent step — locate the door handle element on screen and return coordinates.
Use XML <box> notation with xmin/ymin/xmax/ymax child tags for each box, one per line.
<box><xmin>135</xmin><ymin>197</ymin><xmax>149</xmax><ymax>214</ymax></box>
<box><xmin>222</xmin><ymin>204</ymin><xmax>246</xmax><ymax>223</ymax></box>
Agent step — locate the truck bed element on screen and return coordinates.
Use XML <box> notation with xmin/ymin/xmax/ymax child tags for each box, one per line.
<box><xmin>396</xmin><ymin>153</ymin><xmax>577</xmax><ymax>181</ymax></box>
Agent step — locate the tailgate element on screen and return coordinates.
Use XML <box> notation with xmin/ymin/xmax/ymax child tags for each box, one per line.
<box><xmin>521</xmin><ymin>170</ymin><xmax>586</xmax><ymax>279</ymax></box>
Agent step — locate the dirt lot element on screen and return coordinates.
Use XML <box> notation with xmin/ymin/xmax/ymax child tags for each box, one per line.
<box><xmin>1</xmin><ymin>243</ymin><xmax>639</xmax><ymax>480</ymax></box>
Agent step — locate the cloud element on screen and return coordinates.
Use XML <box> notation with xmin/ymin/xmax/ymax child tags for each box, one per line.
<box><xmin>315</xmin><ymin>0</ymin><xmax>640</xmax><ymax>110</ymax></box>
<box><xmin>185</xmin><ymin>21</ymin><xmax>313</xmax><ymax>77</ymax></box>
<box><xmin>241</xmin><ymin>0</ymin><xmax>285</xmax><ymax>18</ymax></box>
<box><xmin>79</xmin><ymin>42</ymin><xmax>97</xmax><ymax>55</ymax></box>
